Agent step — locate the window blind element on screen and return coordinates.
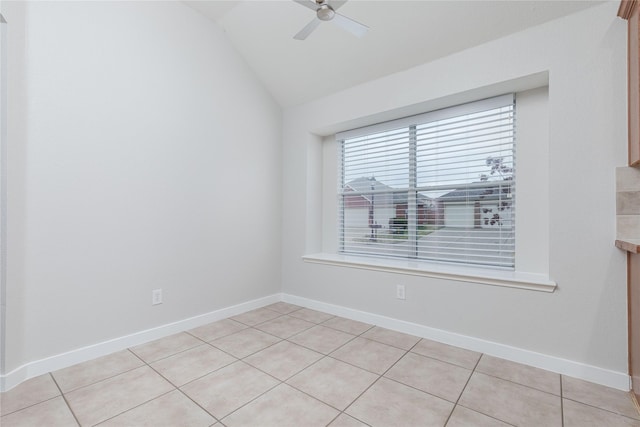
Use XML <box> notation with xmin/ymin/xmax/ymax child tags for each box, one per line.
<box><xmin>337</xmin><ymin>94</ymin><xmax>516</xmax><ymax>269</ymax></box>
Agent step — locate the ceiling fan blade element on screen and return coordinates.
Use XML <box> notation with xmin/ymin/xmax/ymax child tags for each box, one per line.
<box><xmin>332</xmin><ymin>13</ymin><xmax>368</xmax><ymax>38</ymax></box>
<box><xmin>293</xmin><ymin>0</ymin><xmax>319</xmax><ymax>12</ymax></box>
<box><xmin>294</xmin><ymin>18</ymin><xmax>321</xmax><ymax>40</ymax></box>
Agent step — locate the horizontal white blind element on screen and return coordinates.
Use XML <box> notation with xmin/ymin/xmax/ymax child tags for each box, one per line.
<box><xmin>338</xmin><ymin>94</ymin><xmax>516</xmax><ymax>269</ymax></box>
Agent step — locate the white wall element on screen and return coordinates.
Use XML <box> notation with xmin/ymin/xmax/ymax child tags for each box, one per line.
<box><xmin>282</xmin><ymin>1</ymin><xmax>628</xmax><ymax>377</ymax></box>
<box><xmin>1</xmin><ymin>1</ymin><xmax>282</xmax><ymax>375</ymax></box>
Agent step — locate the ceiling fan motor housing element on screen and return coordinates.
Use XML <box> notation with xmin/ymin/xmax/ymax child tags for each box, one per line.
<box><xmin>317</xmin><ymin>4</ymin><xmax>335</xmax><ymax>21</ymax></box>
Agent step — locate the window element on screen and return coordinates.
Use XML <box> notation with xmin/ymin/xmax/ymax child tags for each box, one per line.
<box><xmin>337</xmin><ymin>94</ymin><xmax>516</xmax><ymax>269</ymax></box>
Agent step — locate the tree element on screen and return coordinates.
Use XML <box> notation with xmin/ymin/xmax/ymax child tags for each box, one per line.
<box><xmin>479</xmin><ymin>156</ymin><xmax>513</xmax><ymax>226</ymax></box>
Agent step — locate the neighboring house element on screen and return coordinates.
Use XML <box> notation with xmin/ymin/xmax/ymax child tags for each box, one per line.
<box><xmin>439</xmin><ymin>183</ymin><xmax>513</xmax><ymax>229</ymax></box>
<box><xmin>393</xmin><ymin>193</ymin><xmax>444</xmax><ymax>227</ymax></box>
<box><xmin>342</xmin><ymin>177</ymin><xmax>443</xmax><ymax>235</ymax></box>
<box><xmin>342</xmin><ymin>177</ymin><xmax>396</xmax><ymax>232</ymax></box>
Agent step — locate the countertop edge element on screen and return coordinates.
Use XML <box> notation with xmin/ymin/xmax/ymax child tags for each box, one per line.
<box><xmin>616</xmin><ymin>239</ymin><xmax>640</xmax><ymax>253</ymax></box>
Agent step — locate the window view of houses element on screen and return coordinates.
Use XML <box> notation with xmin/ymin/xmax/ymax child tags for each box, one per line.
<box><xmin>338</xmin><ymin>99</ymin><xmax>515</xmax><ymax>268</ymax></box>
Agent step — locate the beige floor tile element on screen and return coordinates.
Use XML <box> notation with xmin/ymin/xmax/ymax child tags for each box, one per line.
<box><xmin>255</xmin><ymin>315</ymin><xmax>315</xmax><ymax>339</ymax></box>
<box><xmin>459</xmin><ymin>372</ymin><xmax>561</xmax><ymax>427</ymax></box>
<box><xmin>328</xmin><ymin>413</ymin><xmax>368</xmax><ymax>427</ymax></box>
<box><xmin>99</xmin><ymin>390</ymin><xmax>216</xmax><ymax>427</ymax></box>
<box><xmin>361</xmin><ymin>326</ymin><xmax>420</xmax><ymax>350</ymax></box>
<box><xmin>346</xmin><ymin>377</ymin><xmax>453</xmax><ymax>426</ymax></box>
<box><xmin>0</xmin><ymin>396</ymin><xmax>77</xmax><ymax>427</ymax></box>
<box><xmin>446</xmin><ymin>405</ymin><xmax>511</xmax><ymax>427</ymax></box>
<box><xmin>385</xmin><ymin>351</ymin><xmax>471</xmax><ymax>402</ymax></box>
<box><xmin>476</xmin><ymin>354</ymin><xmax>560</xmax><ymax>395</ymax></box>
<box><xmin>222</xmin><ymin>383</ymin><xmax>339</xmax><ymax>427</ymax></box>
<box><xmin>0</xmin><ymin>374</ymin><xmax>60</xmax><ymax>415</ymax></box>
<box><xmin>288</xmin><ymin>308</ymin><xmax>335</xmax><ymax>323</ymax></box>
<box><xmin>411</xmin><ymin>338</ymin><xmax>481</xmax><ymax>370</ymax></box>
<box><xmin>188</xmin><ymin>319</ymin><xmax>247</xmax><ymax>342</ymax></box>
<box><xmin>330</xmin><ymin>337</ymin><xmax>405</xmax><ymax>374</ymax></box>
<box><xmin>322</xmin><ymin>317</ymin><xmax>372</xmax><ymax>335</ymax></box>
<box><xmin>289</xmin><ymin>325</ymin><xmax>355</xmax><ymax>354</ymax></box>
<box><xmin>181</xmin><ymin>361</ymin><xmax>279</xmax><ymax>419</ymax></box>
<box><xmin>563</xmin><ymin>398</ymin><xmax>640</xmax><ymax>427</ymax></box>
<box><xmin>562</xmin><ymin>375</ymin><xmax>640</xmax><ymax>420</ymax></box>
<box><xmin>130</xmin><ymin>332</ymin><xmax>203</xmax><ymax>363</ymax></box>
<box><xmin>244</xmin><ymin>341</ymin><xmax>323</xmax><ymax>381</ymax></box>
<box><xmin>151</xmin><ymin>344</ymin><xmax>237</xmax><ymax>386</ymax></box>
<box><xmin>211</xmin><ymin>328</ymin><xmax>281</xmax><ymax>358</ymax></box>
<box><xmin>53</xmin><ymin>350</ymin><xmax>144</xmax><ymax>393</ymax></box>
<box><xmin>230</xmin><ymin>308</ymin><xmax>282</xmax><ymax>326</ymax></box>
<box><xmin>65</xmin><ymin>365</ymin><xmax>174</xmax><ymax>426</ymax></box>
<box><xmin>287</xmin><ymin>357</ymin><xmax>378</xmax><ymax>410</ymax></box>
<box><xmin>264</xmin><ymin>302</ymin><xmax>302</xmax><ymax>314</ymax></box>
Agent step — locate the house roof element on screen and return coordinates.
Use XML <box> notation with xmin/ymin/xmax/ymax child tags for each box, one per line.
<box><xmin>344</xmin><ymin>177</ymin><xmax>393</xmax><ymax>194</ymax></box>
<box><xmin>440</xmin><ymin>182</ymin><xmax>511</xmax><ymax>202</ymax></box>
<box><xmin>344</xmin><ymin>177</ymin><xmax>431</xmax><ymax>205</ymax></box>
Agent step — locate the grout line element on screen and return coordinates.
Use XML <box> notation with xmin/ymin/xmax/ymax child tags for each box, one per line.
<box><xmin>262</xmin><ymin>303</ymin><xmax>304</xmax><ymax>316</ymax></box>
<box><xmin>561</xmin><ymin>395</ymin><xmax>640</xmax><ymax>422</ymax></box>
<box><xmin>279</xmin><ymin>324</ymin><xmax>355</xmax><ymax>355</ymax></box>
<box><xmin>253</xmin><ymin>317</ymin><xmax>320</xmax><ymax>341</ymax></box>
<box><xmin>214</xmin><ymin>379</ymin><xmax>283</xmax><ymax>423</ymax></box>
<box><xmin>49</xmin><ymin>373</ymin><xmax>81</xmax><ymax>427</ymax></box>
<box><xmin>146</xmin><ymin>349</ymin><xmax>238</xmax><ymax>389</ymax></box>
<box><xmin>381</xmin><ymin>374</ymin><xmax>463</xmax><ymax>407</ymax></box>
<box><xmin>92</xmin><ymin>389</ymin><xmax>176</xmax><ymax>426</ymax></box>
<box><xmin>470</xmin><ymin>370</ymin><xmax>561</xmax><ymax>398</ymax></box>
<box><xmin>452</xmin><ymin>402</ymin><xmax>519</xmax><ymax>427</ymax></box>
<box><xmin>318</xmin><ymin>320</ymin><xmax>375</xmax><ymax>337</ymax></box>
<box><xmin>173</xmin><ymin>361</ymin><xmax>240</xmax><ymax>390</ymax></box>
<box><xmin>184</xmin><ymin>322</ymin><xmax>248</xmax><ymax>343</ymax></box>
<box><xmin>283</xmin><ymin>378</ymin><xmax>347</xmax><ymax>413</ymax></box>
<box><xmin>339</xmin><ymin>343</ymin><xmax>414</xmax><ymax>416</ymax></box>
<box><xmin>175</xmin><ymin>384</ymin><xmax>223</xmax><ymax>425</ymax></box>
<box><xmin>229</xmin><ymin>310</ymin><xmax>286</xmax><ymax>328</ymax></box>
<box><xmin>131</xmin><ymin>345</ymin><xmax>223</xmax><ymax>425</ymax></box>
<box><xmin>0</xmin><ymin>397</ymin><xmax>56</xmax><ymax>419</ymax></box>
<box><xmin>443</xmin><ymin>351</ymin><xmax>482</xmax><ymax>426</ymax></box>
<box><xmin>129</xmin><ymin>336</ymin><xmax>207</xmax><ymax>365</ymax></box>
<box><xmin>336</xmin><ymin>412</ymin><xmax>373</xmax><ymax>427</ymax></box>
<box><xmin>53</xmin><ymin>353</ymin><xmax>146</xmax><ymax>395</ymax></box>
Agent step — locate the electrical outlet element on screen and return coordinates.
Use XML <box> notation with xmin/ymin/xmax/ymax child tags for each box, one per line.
<box><xmin>396</xmin><ymin>284</ymin><xmax>405</xmax><ymax>300</ymax></box>
<box><xmin>152</xmin><ymin>289</ymin><xmax>163</xmax><ymax>305</ymax></box>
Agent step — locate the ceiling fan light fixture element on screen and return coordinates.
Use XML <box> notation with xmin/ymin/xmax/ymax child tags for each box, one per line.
<box><xmin>317</xmin><ymin>4</ymin><xmax>335</xmax><ymax>21</ymax></box>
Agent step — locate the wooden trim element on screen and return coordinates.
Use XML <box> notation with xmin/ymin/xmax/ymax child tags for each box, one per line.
<box><xmin>631</xmin><ymin>389</ymin><xmax>640</xmax><ymax>416</ymax></box>
<box><xmin>619</xmin><ymin>0</ymin><xmax>638</xmax><ymax>20</ymax></box>
<box><xmin>632</xmin><ymin>254</ymin><xmax>638</xmax><ymax>398</ymax></box>
<box><xmin>616</xmin><ymin>239</ymin><xmax>640</xmax><ymax>253</ymax></box>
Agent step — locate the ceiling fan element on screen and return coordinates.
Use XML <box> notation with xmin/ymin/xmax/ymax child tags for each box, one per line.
<box><xmin>292</xmin><ymin>0</ymin><xmax>369</xmax><ymax>40</ymax></box>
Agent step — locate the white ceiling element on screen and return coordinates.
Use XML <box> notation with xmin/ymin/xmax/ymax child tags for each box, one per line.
<box><xmin>184</xmin><ymin>0</ymin><xmax>602</xmax><ymax>107</ymax></box>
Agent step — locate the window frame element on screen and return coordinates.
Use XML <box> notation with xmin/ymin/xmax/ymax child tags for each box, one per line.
<box><xmin>336</xmin><ymin>94</ymin><xmax>516</xmax><ymax>269</ymax></box>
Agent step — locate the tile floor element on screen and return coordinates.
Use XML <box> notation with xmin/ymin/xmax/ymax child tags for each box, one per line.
<box><xmin>1</xmin><ymin>302</ymin><xmax>640</xmax><ymax>426</ymax></box>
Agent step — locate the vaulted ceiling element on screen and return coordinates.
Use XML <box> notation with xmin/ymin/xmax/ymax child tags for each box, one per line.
<box><xmin>184</xmin><ymin>1</ymin><xmax>602</xmax><ymax>107</ymax></box>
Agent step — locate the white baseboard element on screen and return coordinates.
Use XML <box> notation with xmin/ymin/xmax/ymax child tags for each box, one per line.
<box><xmin>1</xmin><ymin>292</ymin><xmax>630</xmax><ymax>393</ymax></box>
<box><xmin>0</xmin><ymin>293</ymin><xmax>281</xmax><ymax>392</ymax></box>
<box><xmin>282</xmin><ymin>294</ymin><xmax>631</xmax><ymax>391</ymax></box>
